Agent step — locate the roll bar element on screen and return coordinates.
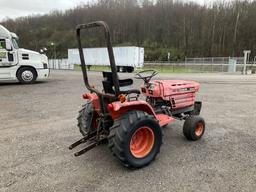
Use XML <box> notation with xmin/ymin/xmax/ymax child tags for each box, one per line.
<box><xmin>76</xmin><ymin>21</ymin><xmax>120</xmax><ymax>98</ymax></box>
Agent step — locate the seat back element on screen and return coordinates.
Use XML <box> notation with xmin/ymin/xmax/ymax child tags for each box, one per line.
<box><xmin>102</xmin><ymin>71</ymin><xmax>134</xmax><ymax>94</ymax></box>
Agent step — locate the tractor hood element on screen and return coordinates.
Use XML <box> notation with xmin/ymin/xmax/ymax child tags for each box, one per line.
<box><xmin>152</xmin><ymin>80</ymin><xmax>200</xmax><ymax>93</ymax></box>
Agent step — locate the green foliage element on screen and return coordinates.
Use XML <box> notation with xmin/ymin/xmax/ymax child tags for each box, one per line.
<box><xmin>1</xmin><ymin>0</ymin><xmax>255</xmax><ymax>59</ymax></box>
<box><xmin>143</xmin><ymin>40</ymin><xmax>185</xmax><ymax>61</ymax></box>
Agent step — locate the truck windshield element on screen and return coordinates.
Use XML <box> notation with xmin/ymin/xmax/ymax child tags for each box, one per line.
<box><xmin>12</xmin><ymin>38</ymin><xmax>19</xmax><ymax>49</ymax></box>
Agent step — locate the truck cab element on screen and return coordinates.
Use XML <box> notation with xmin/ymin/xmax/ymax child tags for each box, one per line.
<box><xmin>0</xmin><ymin>25</ymin><xmax>49</xmax><ymax>84</ymax></box>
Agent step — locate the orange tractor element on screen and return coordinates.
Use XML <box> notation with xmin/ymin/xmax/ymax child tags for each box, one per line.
<box><xmin>69</xmin><ymin>21</ymin><xmax>205</xmax><ymax>168</ymax></box>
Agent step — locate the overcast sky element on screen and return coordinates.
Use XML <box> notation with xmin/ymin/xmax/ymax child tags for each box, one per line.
<box><xmin>0</xmin><ymin>0</ymin><xmax>235</xmax><ymax>22</ymax></box>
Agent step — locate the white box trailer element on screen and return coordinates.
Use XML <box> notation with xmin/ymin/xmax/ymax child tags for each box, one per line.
<box><xmin>68</xmin><ymin>46</ymin><xmax>144</xmax><ymax>73</ymax></box>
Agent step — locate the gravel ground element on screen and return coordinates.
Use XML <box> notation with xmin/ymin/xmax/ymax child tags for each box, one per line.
<box><xmin>1</xmin><ymin>70</ymin><xmax>256</xmax><ymax>192</ymax></box>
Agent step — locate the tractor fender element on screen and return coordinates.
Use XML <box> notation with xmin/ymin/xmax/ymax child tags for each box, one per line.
<box><xmin>82</xmin><ymin>93</ymin><xmax>101</xmax><ymax>112</ymax></box>
<box><xmin>108</xmin><ymin>100</ymin><xmax>157</xmax><ymax>120</ymax></box>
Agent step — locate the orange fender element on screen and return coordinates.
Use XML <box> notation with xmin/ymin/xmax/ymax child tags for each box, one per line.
<box><xmin>108</xmin><ymin>100</ymin><xmax>175</xmax><ymax>126</ymax></box>
<box><xmin>107</xmin><ymin>100</ymin><xmax>157</xmax><ymax>120</ymax></box>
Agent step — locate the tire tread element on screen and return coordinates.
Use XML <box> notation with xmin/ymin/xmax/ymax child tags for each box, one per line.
<box><xmin>108</xmin><ymin>110</ymin><xmax>161</xmax><ymax>168</ymax></box>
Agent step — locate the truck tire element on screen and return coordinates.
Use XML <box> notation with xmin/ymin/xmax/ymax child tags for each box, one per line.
<box><xmin>126</xmin><ymin>67</ymin><xmax>134</xmax><ymax>73</ymax></box>
<box><xmin>183</xmin><ymin>116</ymin><xmax>205</xmax><ymax>141</ymax></box>
<box><xmin>17</xmin><ymin>67</ymin><xmax>37</xmax><ymax>84</ymax></box>
<box><xmin>108</xmin><ymin>110</ymin><xmax>162</xmax><ymax>168</ymax></box>
<box><xmin>77</xmin><ymin>102</ymin><xmax>96</xmax><ymax>136</ymax></box>
<box><xmin>119</xmin><ymin>66</ymin><xmax>127</xmax><ymax>73</ymax></box>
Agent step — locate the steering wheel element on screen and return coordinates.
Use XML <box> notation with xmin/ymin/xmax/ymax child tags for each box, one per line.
<box><xmin>135</xmin><ymin>70</ymin><xmax>158</xmax><ymax>83</ymax></box>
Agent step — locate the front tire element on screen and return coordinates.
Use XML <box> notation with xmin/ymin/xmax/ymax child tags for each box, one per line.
<box><xmin>183</xmin><ymin>116</ymin><xmax>205</xmax><ymax>141</ymax></box>
<box><xmin>108</xmin><ymin>110</ymin><xmax>162</xmax><ymax>168</ymax></box>
<box><xmin>17</xmin><ymin>67</ymin><xmax>37</xmax><ymax>84</ymax></box>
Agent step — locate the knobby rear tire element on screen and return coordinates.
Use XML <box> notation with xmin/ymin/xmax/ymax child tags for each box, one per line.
<box><xmin>108</xmin><ymin>110</ymin><xmax>162</xmax><ymax>168</ymax></box>
<box><xmin>77</xmin><ymin>102</ymin><xmax>95</xmax><ymax>136</ymax></box>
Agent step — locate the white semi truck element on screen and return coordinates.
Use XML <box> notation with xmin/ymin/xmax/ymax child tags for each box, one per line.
<box><xmin>68</xmin><ymin>46</ymin><xmax>144</xmax><ymax>73</ymax></box>
<box><xmin>0</xmin><ymin>25</ymin><xmax>49</xmax><ymax>84</ymax></box>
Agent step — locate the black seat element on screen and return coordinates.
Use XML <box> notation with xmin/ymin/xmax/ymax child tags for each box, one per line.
<box><xmin>102</xmin><ymin>71</ymin><xmax>140</xmax><ymax>95</ymax></box>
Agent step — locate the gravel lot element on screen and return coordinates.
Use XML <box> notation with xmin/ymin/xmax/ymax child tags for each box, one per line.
<box><xmin>1</xmin><ymin>70</ymin><xmax>256</xmax><ymax>192</ymax></box>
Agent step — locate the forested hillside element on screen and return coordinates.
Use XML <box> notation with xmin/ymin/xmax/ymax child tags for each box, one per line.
<box><xmin>1</xmin><ymin>0</ymin><xmax>256</xmax><ymax>60</ymax></box>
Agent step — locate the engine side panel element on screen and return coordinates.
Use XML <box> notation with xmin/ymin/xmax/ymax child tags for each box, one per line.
<box><xmin>141</xmin><ymin>80</ymin><xmax>200</xmax><ymax>110</ymax></box>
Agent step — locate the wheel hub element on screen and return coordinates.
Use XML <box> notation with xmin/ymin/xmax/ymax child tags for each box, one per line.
<box><xmin>130</xmin><ymin>127</ymin><xmax>155</xmax><ymax>158</ymax></box>
<box><xmin>195</xmin><ymin>122</ymin><xmax>204</xmax><ymax>137</ymax></box>
<box><xmin>21</xmin><ymin>70</ymin><xmax>33</xmax><ymax>82</ymax></box>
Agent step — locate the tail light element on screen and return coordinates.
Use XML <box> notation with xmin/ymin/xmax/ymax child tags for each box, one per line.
<box><xmin>107</xmin><ymin>103</ymin><xmax>114</xmax><ymax>111</ymax></box>
<box><xmin>118</xmin><ymin>94</ymin><xmax>126</xmax><ymax>103</ymax></box>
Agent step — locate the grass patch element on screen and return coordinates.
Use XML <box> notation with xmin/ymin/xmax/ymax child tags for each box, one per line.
<box><xmin>138</xmin><ymin>65</ymin><xmax>200</xmax><ymax>73</ymax></box>
<box><xmin>74</xmin><ymin>64</ymin><xmax>111</xmax><ymax>72</ymax></box>
<box><xmin>74</xmin><ymin>64</ymin><xmax>201</xmax><ymax>73</ymax></box>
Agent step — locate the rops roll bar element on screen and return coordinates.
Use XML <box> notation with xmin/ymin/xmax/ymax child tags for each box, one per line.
<box><xmin>76</xmin><ymin>21</ymin><xmax>120</xmax><ymax>98</ymax></box>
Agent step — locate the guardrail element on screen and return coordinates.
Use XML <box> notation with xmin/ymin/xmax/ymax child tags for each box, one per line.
<box><xmin>144</xmin><ymin>62</ymin><xmax>245</xmax><ymax>73</ymax></box>
<box><xmin>48</xmin><ymin>59</ymin><xmax>74</xmax><ymax>70</ymax></box>
<box><xmin>50</xmin><ymin>56</ymin><xmax>254</xmax><ymax>73</ymax></box>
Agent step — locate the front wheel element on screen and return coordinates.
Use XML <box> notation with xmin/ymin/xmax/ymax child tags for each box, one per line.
<box><xmin>183</xmin><ymin>116</ymin><xmax>205</xmax><ymax>141</ymax></box>
<box><xmin>108</xmin><ymin>110</ymin><xmax>162</xmax><ymax>168</ymax></box>
<box><xmin>17</xmin><ymin>67</ymin><xmax>37</xmax><ymax>84</ymax></box>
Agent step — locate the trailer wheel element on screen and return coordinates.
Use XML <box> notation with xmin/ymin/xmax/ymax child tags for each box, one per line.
<box><xmin>183</xmin><ymin>116</ymin><xmax>205</xmax><ymax>141</ymax></box>
<box><xmin>126</xmin><ymin>67</ymin><xmax>134</xmax><ymax>73</ymax></box>
<box><xmin>119</xmin><ymin>66</ymin><xmax>127</xmax><ymax>73</ymax></box>
<box><xmin>17</xmin><ymin>67</ymin><xmax>37</xmax><ymax>84</ymax></box>
<box><xmin>108</xmin><ymin>110</ymin><xmax>162</xmax><ymax>168</ymax></box>
<box><xmin>77</xmin><ymin>102</ymin><xmax>96</xmax><ymax>136</ymax></box>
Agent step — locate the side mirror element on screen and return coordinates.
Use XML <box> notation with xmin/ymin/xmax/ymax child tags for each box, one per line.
<box><xmin>5</xmin><ymin>39</ymin><xmax>13</xmax><ymax>51</ymax></box>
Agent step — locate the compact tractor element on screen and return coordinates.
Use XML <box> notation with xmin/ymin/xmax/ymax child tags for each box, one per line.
<box><xmin>69</xmin><ymin>21</ymin><xmax>205</xmax><ymax>168</ymax></box>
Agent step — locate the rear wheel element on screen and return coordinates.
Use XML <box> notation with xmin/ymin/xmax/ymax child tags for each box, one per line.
<box><xmin>17</xmin><ymin>67</ymin><xmax>37</xmax><ymax>84</ymax></box>
<box><xmin>126</xmin><ymin>67</ymin><xmax>134</xmax><ymax>73</ymax></box>
<box><xmin>77</xmin><ymin>102</ymin><xmax>96</xmax><ymax>136</ymax></box>
<box><xmin>183</xmin><ymin>116</ymin><xmax>205</xmax><ymax>141</ymax></box>
<box><xmin>119</xmin><ymin>66</ymin><xmax>127</xmax><ymax>73</ymax></box>
<box><xmin>108</xmin><ymin>110</ymin><xmax>162</xmax><ymax>168</ymax></box>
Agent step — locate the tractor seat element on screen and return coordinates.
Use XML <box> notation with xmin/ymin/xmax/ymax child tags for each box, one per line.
<box><xmin>102</xmin><ymin>71</ymin><xmax>140</xmax><ymax>95</ymax></box>
<box><xmin>119</xmin><ymin>78</ymin><xmax>133</xmax><ymax>87</ymax></box>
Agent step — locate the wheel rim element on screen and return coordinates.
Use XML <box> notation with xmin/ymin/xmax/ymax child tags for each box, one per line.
<box><xmin>21</xmin><ymin>70</ymin><xmax>33</xmax><ymax>82</ymax></box>
<box><xmin>130</xmin><ymin>126</ymin><xmax>155</xmax><ymax>158</ymax></box>
<box><xmin>195</xmin><ymin>122</ymin><xmax>204</xmax><ymax>137</ymax></box>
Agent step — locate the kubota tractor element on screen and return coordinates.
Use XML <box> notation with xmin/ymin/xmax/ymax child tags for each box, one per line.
<box><xmin>69</xmin><ymin>21</ymin><xmax>205</xmax><ymax>168</ymax></box>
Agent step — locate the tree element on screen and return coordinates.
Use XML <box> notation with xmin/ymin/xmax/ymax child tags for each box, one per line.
<box><xmin>1</xmin><ymin>0</ymin><xmax>255</xmax><ymax>60</ymax></box>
